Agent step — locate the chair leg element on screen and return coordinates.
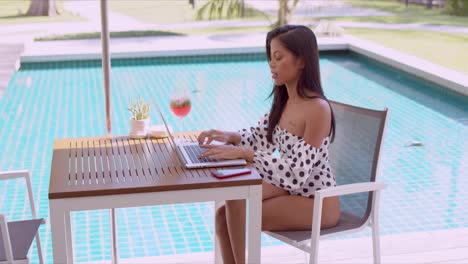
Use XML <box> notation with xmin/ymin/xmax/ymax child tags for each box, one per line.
<box><xmin>371</xmin><ymin>220</ymin><xmax>381</xmax><ymax>264</ymax></box>
<box><xmin>308</xmin><ymin>247</ymin><xmax>319</xmax><ymax>264</ymax></box>
<box><xmin>304</xmin><ymin>252</ymin><xmax>309</xmax><ymax>264</ymax></box>
<box><xmin>372</xmin><ymin>189</ymin><xmax>383</xmax><ymax>264</ymax></box>
<box><xmin>35</xmin><ymin>232</ymin><xmax>44</xmax><ymax>264</ymax></box>
<box><xmin>308</xmin><ymin>197</ymin><xmax>322</xmax><ymax>264</ymax></box>
<box><xmin>0</xmin><ymin>214</ymin><xmax>14</xmax><ymax>263</ymax></box>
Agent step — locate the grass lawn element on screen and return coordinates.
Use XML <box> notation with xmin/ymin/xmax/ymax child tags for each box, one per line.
<box><xmin>107</xmin><ymin>0</ymin><xmax>199</xmax><ymax>24</ymax></box>
<box><xmin>107</xmin><ymin>0</ymin><xmax>273</xmax><ymax>24</ymax></box>
<box><xmin>33</xmin><ymin>25</ymin><xmax>272</xmax><ymax>41</ymax></box>
<box><xmin>35</xmin><ymin>30</ymin><xmax>185</xmax><ymax>41</ymax></box>
<box><xmin>0</xmin><ymin>0</ymin><xmax>84</xmax><ymax>25</ymax></box>
<box><xmin>324</xmin><ymin>0</ymin><xmax>468</xmax><ymax>27</ymax></box>
<box><xmin>175</xmin><ymin>25</ymin><xmax>271</xmax><ymax>35</ymax></box>
<box><xmin>345</xmin><ymin>28</ymin><xmax>468</xmax><ymax>74</ymax></box>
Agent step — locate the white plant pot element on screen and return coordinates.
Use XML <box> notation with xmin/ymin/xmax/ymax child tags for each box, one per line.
<box><xmin>129</xmin><ymin>118</ymin><xmax>150</xmax><ymax>139</ymax></box>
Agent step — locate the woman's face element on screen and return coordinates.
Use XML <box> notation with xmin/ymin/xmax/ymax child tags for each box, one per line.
<box><xmin>269</xmin><ymin>37</ymin><xmax>304</xmax><ymax>86</ymax></box>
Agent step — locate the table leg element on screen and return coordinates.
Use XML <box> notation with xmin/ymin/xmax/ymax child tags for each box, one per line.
<box><xmin>246</xmin><ymin>185</ymin><xmax>262</xmax><ymax>264</ymax></box>
<box><xmin>110</xmin><ymin>208</ymin><xmax>119</xmax><ymax>264</ymax></box>
<box><xmin>50</xmin><ymin>200</ymin><xmax>69</xmax><ymax>263</ymax></box>
<box><xmin>65</xmin><ymin>210</ymin><xmax>74</xmax><ymax>263</ymax></box>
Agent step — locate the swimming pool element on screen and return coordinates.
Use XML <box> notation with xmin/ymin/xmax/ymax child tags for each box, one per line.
<box><xmin>0</xmin><ymin>51</ymin><xmax>466</xmax><ymax>263</ymax></box>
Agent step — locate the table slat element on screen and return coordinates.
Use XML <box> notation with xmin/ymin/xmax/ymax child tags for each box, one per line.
<box><xmin>49</xmin><ymin>133</ymin><xmax>262</xmax><ymax>199</ymax></box>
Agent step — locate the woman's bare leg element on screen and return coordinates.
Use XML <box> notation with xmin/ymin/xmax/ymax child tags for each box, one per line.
<box><xmin>262</xmin><ymin>181</ymin><xmax>288</xmax><ymax>201</ymax></box>
<box><xmin>217</xmin><ymin>181</ymin><xmax>290</xmax><ymax>264</ymax></box>
<box><xmin>261</xmin><ymin>195</ymin><xmax>340</xmax><ymax>231</ymax></box>
<box><xmin>215</xmin><ymin>205</ymin><xmax>236</xmax><ymax>264</ymax></box>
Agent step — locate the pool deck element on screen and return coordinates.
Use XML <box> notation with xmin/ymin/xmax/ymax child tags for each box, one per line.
<box><xmin>82</xmin><ymin>227</ymin><xmax>468</xmax><ymax>264</ymax></box>
<box><xmin>10</xmin><ymin>34</ymin><xmax>468</xmax><ymax>263</ymax></box>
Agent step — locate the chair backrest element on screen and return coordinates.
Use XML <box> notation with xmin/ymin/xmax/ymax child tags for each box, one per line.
<box><xmin>0</xmin><ymin>218</ymin><xmax>44</xmax><ymax>262</ymax></box>
<box><xmin>0</xmin><ymin>170</ymin><xmax>44</xmax><ymax>264</ymax></box>
<box><xmin>328</xmin><ymin>101</ymin><xmax>388</xmax><ymax>224</ymax></box>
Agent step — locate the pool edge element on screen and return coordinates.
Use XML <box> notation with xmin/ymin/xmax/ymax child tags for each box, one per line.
<box><xmin>346</xmin><ymin>35</ymin><xmax>468</xmax><ymax>97</ymax></box>
<box><xmin>19</xmin><ymin>36</ymin><xmax>467</xmax><ymax>97</ymax></box>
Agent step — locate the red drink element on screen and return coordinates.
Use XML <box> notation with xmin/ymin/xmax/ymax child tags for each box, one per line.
<box><xmin>170</xmin><ymin>99</ymin><xmax>191</xmax><ymax>118</ymax></box>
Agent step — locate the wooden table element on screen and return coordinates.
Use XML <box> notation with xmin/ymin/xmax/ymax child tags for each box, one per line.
<box><xmin>48</xmin><ymin>133</ymin><xmax>262</xmax><ymax>264</ymax></box>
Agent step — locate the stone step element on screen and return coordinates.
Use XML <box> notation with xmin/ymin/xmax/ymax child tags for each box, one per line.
<box><xmin>0</xmin><ymin>44</ymin><xmax>24</xmax><ymax>54</ymax></box>
<box><xmin>0</xmin><ymin>67</ymin><xmax>13</xmax><ymax>72</ymax></box>
<box><xmin>0</xmin><ymin>69</ymin><xmax>13</xmax><ymax>77</ymax></box>
<box><xmin>0</xmin><ymin>74</ymin><xmax>11</xmax><ymax>82</ymax></box>
<box><xmin>0</xmin><ymin>52</ymin><xmax>22</xmax><ymax>60</ymax></box>
<box><xmin>0</xmin><ymin>60</ymin><xmax>20</xmax><ymax>71</ymax></box>
<box><xmin>0</xmin><ymin>46</ymin><xmax>23</xmax><ymax>86</ymax></box>
<box><xmin>0</xmin><ymin>62</ymin><xmax>19</xmax><ymax>68</ymax></box>
<box><xmin>0</xmin><ymin>53</ymin><xmax>21</xmax><ymax>61</ymax></box>
<box><xmin>0</xmin><ymin>72</ymin><xmax>13</xmax><ymax>81</ymax></box>
<box><xmin>0</xmin><ymin>65</ymin><xmax>15</xmax><ymax>72</ymax></box>
<box><xmin>0</xmin><ymin>57</ymin><xmax>15</xmax><ymax>64</ymax></box>
<box><xmin>0</xmin><ymin>79</ymin><xmax>9</xmax><ymax>89</ymax></box>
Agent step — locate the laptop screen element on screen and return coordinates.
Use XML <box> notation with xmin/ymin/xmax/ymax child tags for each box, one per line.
<box><xmin>155</xmin><ymin>104</ymin><xmax>178</xmax><ymax>151</ymax></box>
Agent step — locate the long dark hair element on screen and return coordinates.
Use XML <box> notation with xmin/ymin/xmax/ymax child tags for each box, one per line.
<box><xmin>265</xmin><ymin>25</ymin><xmax>335</xmax><ymax>143</ymax></box>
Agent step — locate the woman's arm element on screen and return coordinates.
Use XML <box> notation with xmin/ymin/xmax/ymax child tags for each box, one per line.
<box><xmin>198</xmin><ymin>130</ymin><xmax>241</xmax><ymax>145</ymax></box>
<box><xmin>226</xmin><ymin>131</ymin><xmax>241</xmax><ymax>145</ymax></box>
<box><xmin>238</xmin><ymin>114</ymin><xmax>276</xmax><ymax>154</ymax></box>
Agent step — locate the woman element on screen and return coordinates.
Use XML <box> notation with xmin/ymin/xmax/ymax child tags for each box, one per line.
<box><xmin>197</xmin><ymin>25</ymin><xmax>340</xmax><ymax>264</ymax></box>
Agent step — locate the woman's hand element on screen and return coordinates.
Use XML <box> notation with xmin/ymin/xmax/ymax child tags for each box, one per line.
<box><xmin>200</xmin><ymin>145</ymin><xmax>254</xmax><ymax>162</ymax></box>
<box><xmin>197</xmin><ymin>130</ymin><xmax>239</xmax><ymax>145</ymax></box>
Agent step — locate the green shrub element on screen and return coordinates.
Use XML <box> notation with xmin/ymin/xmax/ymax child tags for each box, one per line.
<box><xmin>446</xmin><ymin>0</ymin><xmax>468</xmax><ymax>16</ymax></box>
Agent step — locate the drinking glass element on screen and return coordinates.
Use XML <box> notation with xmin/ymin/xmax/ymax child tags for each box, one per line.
<box><xmin>169</xmin><ymin>87</ymin><xmax>192</xmax><ymax>134</ymax></box>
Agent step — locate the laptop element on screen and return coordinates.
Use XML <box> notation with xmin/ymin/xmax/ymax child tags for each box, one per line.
<box><xmin>156</xmin><ymin>107</ymin><xmax>247</xmax><ymax>169</ymax></box>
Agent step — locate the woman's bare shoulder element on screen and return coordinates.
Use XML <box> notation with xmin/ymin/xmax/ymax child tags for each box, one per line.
<box><xmin>298</xmin><ymin>98</ymin><xmax>332</xmax><ymax>147</ymax></box>
<box><xmin>302</xmin><ymin>97</ymin><xmax>331</xmax><ymax>117</ymax></box>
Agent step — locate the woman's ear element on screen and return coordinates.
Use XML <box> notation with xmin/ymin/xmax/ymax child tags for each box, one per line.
<box><xmin>297</xmin><ymin>57</ymin><xmax>305</xmax><ymax>69</ymax></box>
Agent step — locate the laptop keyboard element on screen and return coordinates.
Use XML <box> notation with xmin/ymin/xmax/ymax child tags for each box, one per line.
<box><xmin>183</xmin><ymin>145</ymin><xmax>217</xmax><ymax>163</ymax></box>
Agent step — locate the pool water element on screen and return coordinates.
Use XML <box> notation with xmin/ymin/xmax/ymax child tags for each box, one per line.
<box><xmin>0</xmin><ymin>52</ymin><xmax>466</xmax><ymax>263</ymax></box>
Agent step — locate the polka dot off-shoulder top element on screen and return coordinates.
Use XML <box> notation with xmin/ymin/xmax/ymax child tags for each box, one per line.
<box><xmin>239</xmin><ymin>114</ymin><xmax>336</xmax><ymax>198</ymax></box>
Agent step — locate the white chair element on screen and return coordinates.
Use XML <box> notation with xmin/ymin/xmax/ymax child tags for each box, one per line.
<box><xmin>264</xmin><ymin>101</ymin><xmax>389</xmax><ymax>263</ymax></box>
<box><xmin>0</xmin><ymin>170</ymin><xmax>45</xmax><ymax>264</ymax></box>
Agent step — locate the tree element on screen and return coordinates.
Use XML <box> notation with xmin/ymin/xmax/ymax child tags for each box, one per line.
<box><xmin>446</xmin><ymin>0</ymin><xmax>468</xmax><ymax>16</ymax></box>
<box><xmin>196</xmin><ymin>0</ymin><xmax>244</xmax><ymax>20</ymax></box>
<box><xmin>275</xmin><ymin>0</ymin><xmax>301</xmax><ymax>26</ymax></box>
<box><xmin>196</xmin><ymin>0</ymin><xmax>300</xmax><ymax>26</ymax></box>
<box><xmin>426</xmin><ymin>0</ymin><xmax>434</xmax><ymax>9</ymax></box>
<box><xmin>26</xmin><ymin>0</ymin><xmax>59</xmax><ymax>16</ymax></box>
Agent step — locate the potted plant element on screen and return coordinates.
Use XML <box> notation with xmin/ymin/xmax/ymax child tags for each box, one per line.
<box><xmin>127</xmin><ymin>95</ymin><xmax>150</xmax><ymax>138</ymax></box>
